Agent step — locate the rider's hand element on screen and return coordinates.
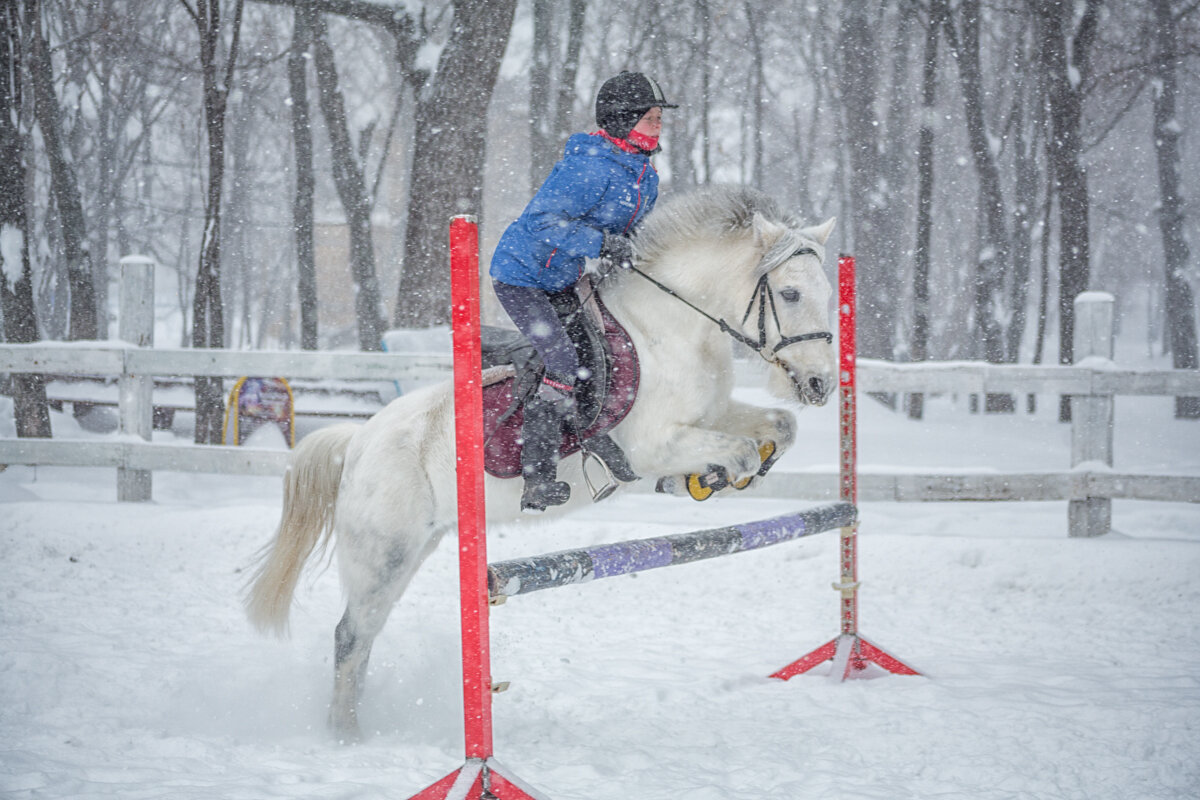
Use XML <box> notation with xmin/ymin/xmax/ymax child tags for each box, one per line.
<box><xmin>599</xmin><ymin>232</ymin><xmax>634</xmax><ymax>270</ymax></box>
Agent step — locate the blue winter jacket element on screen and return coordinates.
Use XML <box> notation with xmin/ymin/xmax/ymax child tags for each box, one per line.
<box><xmin>490</xmin><ymin>132</ymin><xmax>659</xmax><ymax>291</ymax></box>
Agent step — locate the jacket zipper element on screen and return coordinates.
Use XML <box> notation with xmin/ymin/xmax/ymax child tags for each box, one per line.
<box><xmin>623</xmin><ymin>162</ymin><xmax>650</xmax><ymax>234</ymax></box>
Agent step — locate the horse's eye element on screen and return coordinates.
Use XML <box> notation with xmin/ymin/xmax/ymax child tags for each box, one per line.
<box><xmin>780</xmin><ymin>288</ymin><xmax>801</xmax><ymax>303</ymax></box>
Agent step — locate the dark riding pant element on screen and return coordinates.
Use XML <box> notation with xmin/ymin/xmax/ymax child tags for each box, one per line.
<box><xmin>492</xmin><ymin>280</ymin><xmax>581</xmax><ymax>384</ymax></box>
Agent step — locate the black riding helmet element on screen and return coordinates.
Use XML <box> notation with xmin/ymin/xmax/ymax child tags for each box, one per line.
<box><xmin>595</xmin><ymin>71</ymin><xmax>678</xmax><ymax>139</ymax></box>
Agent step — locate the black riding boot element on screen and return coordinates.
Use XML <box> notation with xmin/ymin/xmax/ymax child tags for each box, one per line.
<box><xmin>520</xmin><ymin>393</ymin><xmax>572</xmax><ymax>514</ymax></box>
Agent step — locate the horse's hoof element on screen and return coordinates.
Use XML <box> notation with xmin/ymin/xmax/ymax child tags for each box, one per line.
<box><xmin>655</xmin><ymin>476</ymin><xmax>684</xmax><ymax>495</ymax></box>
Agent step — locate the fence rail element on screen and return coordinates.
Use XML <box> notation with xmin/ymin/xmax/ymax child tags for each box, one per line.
<box><xmin>0</xmin><ymin>342</ymin><xmax>451</xmax><ymax>384</ymax></box>
<box><xmin>3</xmin><ymin>340</ymin><xmax>1197</xmax><ymax>506</ymax></box>
<box><xmin>854</xmin><ymin>359</ymin><xmax>1200</xmax><ymax>396</ymax></box>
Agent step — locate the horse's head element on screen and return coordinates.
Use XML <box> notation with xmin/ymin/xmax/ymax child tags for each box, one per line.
<box><xmin>747</xmin><ymin>213</ymin><xmax>837</xmax><ymax>407</ymax></box>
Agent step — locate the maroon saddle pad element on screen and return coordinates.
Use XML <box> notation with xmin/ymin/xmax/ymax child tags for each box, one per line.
<box><xmin>482</xmin><ymin>295</ymin><xmax>639</xmax><ymax>479</ymax></box>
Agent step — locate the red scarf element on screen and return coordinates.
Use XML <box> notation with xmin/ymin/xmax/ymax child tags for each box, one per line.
<box><xmin>626</xmin><ymin>128</ymin><xmax>659</xmax><ymax>152</ymax></box>
<box><xmin>596</xmin><ymin>129</ymin><xmax>656</xmax><ymax>155</ymax></box>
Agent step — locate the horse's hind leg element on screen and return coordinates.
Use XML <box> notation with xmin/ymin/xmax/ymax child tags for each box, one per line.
<box><xmin>328</xmin><ymin>522</ymin><xmax>447</xmax><ymax>742</ymax></box>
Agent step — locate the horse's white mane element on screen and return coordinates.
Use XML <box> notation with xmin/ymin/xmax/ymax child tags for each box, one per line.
<box><xmin>634</xmin><ymin>185</ymin><xmax>810</xmax><ymax>277</ymax></box>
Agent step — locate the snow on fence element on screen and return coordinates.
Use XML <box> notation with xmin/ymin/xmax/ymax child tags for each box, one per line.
<box><xmin>0</xmin><ymin>267</ymin><xmax>1197</xmax><ymax>523</ymax></box>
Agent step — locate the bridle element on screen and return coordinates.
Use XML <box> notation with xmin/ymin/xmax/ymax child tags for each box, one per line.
<box><xmin>626</xmin><ymin>245</ymin><xmax>833</xmax><ymax>364</ymax></box>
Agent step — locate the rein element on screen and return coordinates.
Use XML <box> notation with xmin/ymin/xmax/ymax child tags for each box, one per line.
<box><xmin>626</xmin><ymin>246</ymin><xmax>833</xmax><ymax>362</ymax></box>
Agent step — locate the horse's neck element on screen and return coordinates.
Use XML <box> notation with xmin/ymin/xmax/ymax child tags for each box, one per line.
<box><xmin>607</xmin><ymin>266</ymin><xmax>738</xmax><ymax>358</ymax></box>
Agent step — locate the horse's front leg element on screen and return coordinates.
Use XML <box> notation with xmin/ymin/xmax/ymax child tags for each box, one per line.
<box><xmin>629</xmin><ymin>423</ymin><xmax>765</xmax><ymax>486</ymax></box>
<box><xmin>718</xmin><ymin>401</ymin><xmax>797</xmax><ymax>454</ymax></box>
<box><xmin>650</xmin><ymin>403</ymin><xmax>796</xmax><ymax>498</ymax></box>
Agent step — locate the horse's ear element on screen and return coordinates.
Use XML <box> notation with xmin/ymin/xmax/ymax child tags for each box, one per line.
<box><xmin>752</xmin><ymin>211</ymin><xmax>785</xmax><ymax>249</ymax></box>
<box><xmin>801</xmin><ymin>217</ymin><xmax>837</xmax><ymax>246</ymax></box>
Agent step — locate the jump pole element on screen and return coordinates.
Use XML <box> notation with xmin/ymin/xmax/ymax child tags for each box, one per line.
<box><xmin>770</xmin><ymin>254</ymin><xmax>920</xmax><ymax>680</ymax></box>
<box><xmin>406</xmin><ymin>216</ymin><xmax>547</xmax><ymax>800</ymax></box>
<box><xmin>488</xmin><ymin>503</ymin><xmax>856</xmax><ymax>599</ymax></box>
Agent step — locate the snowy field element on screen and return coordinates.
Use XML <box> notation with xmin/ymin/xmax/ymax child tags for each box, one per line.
<box><xmin>2</xmin><ymin>383</ymin><xmax>1199</xmax><ymax>799</ymax></box>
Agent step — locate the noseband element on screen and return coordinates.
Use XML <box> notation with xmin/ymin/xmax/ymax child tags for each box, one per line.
<box><xmin>627</xmin><ymin>245</ymin><xmax>833</xmax><ymax>363</ymax></box>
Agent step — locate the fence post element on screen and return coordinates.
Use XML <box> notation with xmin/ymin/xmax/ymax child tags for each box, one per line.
<box><xmin>118</xmin><ymin>255</ymin><xmax>155</xmax><ymax>502</ymax></box>
<box><xmin>1069</xmin><ymin>291</ymin><xmax>1114</xmax><ymax>537</ymax></box>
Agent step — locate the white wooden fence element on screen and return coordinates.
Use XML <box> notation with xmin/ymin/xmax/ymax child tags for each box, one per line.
<box><xmin>1</xmin><ymin>272</ymin><xmax>1197</xmax><ymax>535</ymax></box>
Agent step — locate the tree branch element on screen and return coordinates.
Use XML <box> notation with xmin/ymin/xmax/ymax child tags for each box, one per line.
<box><xmin>177</xmin><ymin>0</ymin><xmax>201</xmax><ymax>24</ymax></box>
<box><xmin>250</xmin><ymin>0</ymin><xmax>412</xmax><ymax>36</ymax></box>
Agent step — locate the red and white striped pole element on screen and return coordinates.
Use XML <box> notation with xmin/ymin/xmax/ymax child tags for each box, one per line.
<box><xmin>837</xmin><ymin>253</ymin><xmax>860</xmax><ymax>638</ymax></box>
<box><xmin>407</xmin><ymin>216</ymin><xmax>547</xmax><ymax>800</ymax></box>
<box><xmin>771</xmin><ymin>254</ymin><xmax>919</xmax><ymax>680</ymax></box>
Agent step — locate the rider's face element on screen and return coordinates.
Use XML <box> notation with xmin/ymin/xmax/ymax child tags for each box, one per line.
<box><xmin>632</xmin><ymin>107</ymin><xmax>663</xmax><ymax>138</ymax></box>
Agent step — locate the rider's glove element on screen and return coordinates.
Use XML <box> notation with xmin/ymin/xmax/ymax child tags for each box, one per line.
<box><xmin>599</xmin><ymin>232</ymin><xmax>634</xmax><ymax>271</ymax></box>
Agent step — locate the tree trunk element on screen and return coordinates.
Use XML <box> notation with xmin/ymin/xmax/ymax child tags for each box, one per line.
<box><xmin>1008</xmin><ymin>72</ymin><xmax>1038</xmax><ymax>366</ymax></box>
<box><xmin>947</xmin><ymin>1</ymin><xmax>1011</xmax><ymax>368</ymax></box>
<box><xmin>189</xmin><ymin>0</ymin><xmax>245</xmax><ymax>444</ymax></box>
<box><xmin>837</xmin><ymin>3</ymin><xmax>894</xmax><ymax>361</ymax></box>
<box><xmin>288</xmin><ymin>2</ymin><xmax>318</xmax><ymax>350</ymax></box>
<box><xmin>698</xmin><ymin>0</ymin><xmax>711</xmax><ymax>184</ymax></box>
<box><xmin>744</xmin><ymin>2</ymin><xmax>765</xmax><ymax>190</ymax></box>
<box><xmin>393</xmin><ymin>0</ymin><xmax>517</xmax><ymax>328</ymax></box>
<box><xmin>1151</xmin><ymin>0</ymin><xmax>1199</xmax><ymax>418</ymax></box>
<box><xmin>529</xmin><ymin>0</ymin><xmax>554</xmax><ymax>189</ymax></box>
<box><xmin>310</xmin><ymin>10</ymin><xmax>383</xmax><ymax>351</ymax></box>
<box><xmin>551</xmin><ymin>0</ymin><xmax>587</xmax><ymax>154</ymax></box>
<box><xmin>26</xmin><ymin>0</ymin><xmax>98</xmax><ymax>343</ymax></box>
<box><xmin>0</xmin><ymin>1</ymin><xmax>51</xmax><ymax>437</ymax></box>
<box><xmin>1031</xmin><ymin>0</ymin><xmax>1100</xmax><ymax>422</ymax></box>
<box><xmin>908</xmin><ymin>0</ymin><xmax>948</xmax><ymax>420</ymax></box>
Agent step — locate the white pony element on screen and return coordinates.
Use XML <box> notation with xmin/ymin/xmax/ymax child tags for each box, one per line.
<box><xmin>245</xmin><ymin>185</ymin><xmax>836</xmax><ymax>741</ymax></box>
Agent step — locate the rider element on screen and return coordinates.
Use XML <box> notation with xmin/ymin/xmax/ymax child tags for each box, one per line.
<box><xmin>490</xmin><ymin>71</ymin><xmax>677</xmax><ymax>513</ymax></box>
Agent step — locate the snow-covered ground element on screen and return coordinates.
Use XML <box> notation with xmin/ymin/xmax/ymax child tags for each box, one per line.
<box><xmin>2</xmin><ymin>381</ymin><xmax>1199</xmax><ymax>799</ymax></box>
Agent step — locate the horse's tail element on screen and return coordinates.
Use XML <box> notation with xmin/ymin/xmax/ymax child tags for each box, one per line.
<box><xmin>244</xmin><ymin>422</ymin><xmax>359</xmax><ymax>637</ymax></box>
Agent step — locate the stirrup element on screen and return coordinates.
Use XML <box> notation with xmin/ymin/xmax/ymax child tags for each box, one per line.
<box><xmin>581</xmin><ymin>449</ymin><xmax>619</xmax><ymax>503</ymax></box>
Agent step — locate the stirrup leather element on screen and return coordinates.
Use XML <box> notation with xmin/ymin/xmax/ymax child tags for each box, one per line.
<box><xmin>684</xmin><ymin>441</ymin><xmax>777</xmax><ymax>501</ymax></box>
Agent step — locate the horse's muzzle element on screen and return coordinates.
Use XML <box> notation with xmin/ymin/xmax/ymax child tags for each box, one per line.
<box><xmin>791</xmin><ymin>371</ymin><xmax>834</xmax><ymax>406</ymax></box>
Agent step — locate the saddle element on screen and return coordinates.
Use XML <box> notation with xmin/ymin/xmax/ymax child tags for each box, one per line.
<box><xmin>481</xmin><ymin>280</ymin><xmax>639</xmax><ymax>479</ymax></box>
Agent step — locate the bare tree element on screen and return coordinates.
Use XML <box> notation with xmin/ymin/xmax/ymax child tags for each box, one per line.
<box><xmin>944</xmin><ymin>0</ymin><xmax>1016</xmax><ymax>412</ymax></box>
<box><xmin>393</xmin><ymin>0</ymin><xmax>517</xmax><ymax>328</ymax></box>
<box><xmin>908</xmin><ymin>0</ymin><xmax>950</xmax><ymax>420</ymax></box>
<box><xmin>554</xmin><ymin>0</ymin><xmax>587</xmax><ymax>148</ymax></box>
<box><xmin>837</xmin><ymin>3</ymin><xmax>889</xmax><ymax>359</ymax></box>
<box><xmin>1007</xmin><ymin>14</ymin><xmax>1042</xmax><ymax>374</ymax></box>
<box><xmin>288</xmin><ymin>1</ymin><xmax>317</xmax><ymax>350</ymax></box>
<box><xmin>529</xmin><ymin>0</ymin><xmax>587</xmax><ymax>189</ymax></box>
<box><xmin>310</xmin><ymin>10</ymin><xmax>384</xmax><ymax>351</ymax></box>
<box><xmin>743</xmin><ymin>1</ymin><xmax>766</xmax><ymax>190</ymax></box>
<box><xmin>1029</xmin><ymin>0</ymin><xmax>1101</xmax><ymax>421</ymax></box>
<box><xmin>0</xmin><ymin>0</ymin><xmax>51</xmax><ymax>437</ymax></box>
<box><xmin>529</xmin><ymin>0</ymin><xmax>555</xmax><ymax>188</ymax></box>
<box><xmin>181</xmin><ymin>0</ymin><xmax>245</xmax><ymax>443</ymax></box>
<box><xmin>837</xmin><ymin>1</ymin><xmax>909</xmax><ymax>362</ymax></box>
<box><xmin>1150</xmin><ymin>0</ymin><xmax>1199</xmax><ymax>418</ymax></box>
<box><xmin>26</xmin><ymin>0</ymin><xmax>98</xmax><ymax>343</ymax></box>
<box><xmin>697</xmin><ymin>0</ymin><xmax>712</xmax><ymax>185</ymax></box>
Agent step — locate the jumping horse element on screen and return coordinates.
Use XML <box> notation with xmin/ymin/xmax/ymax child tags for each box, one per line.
<box><xmin>244</xmin><ymin>185</ymin><xmax>837</xmax><ymax>741</ymax></box>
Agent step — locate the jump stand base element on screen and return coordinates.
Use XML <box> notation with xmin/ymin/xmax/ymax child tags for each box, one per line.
<box><xmin>771</xmin><ymin>633</ymin><xmax>920</xmax><ymax>681</ymax></box>
<box><xmin>408</xmin><ymin>758</ymin><xmax>548</xmax><ymax>800</ymax></box>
